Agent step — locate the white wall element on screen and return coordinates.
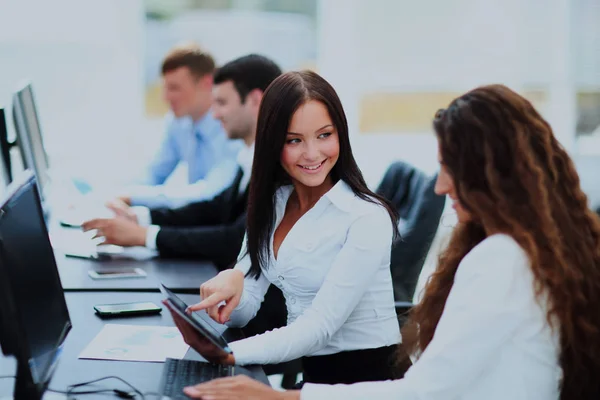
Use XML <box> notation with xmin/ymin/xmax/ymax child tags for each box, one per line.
<box><xmin>171</xmin><ymin>10</ymin><xmax>315</xmax><ymax>71</ymax></box>
<box><xmin>1</xmin><ymin>0</ymin><xmax>597</xmax><ymax>202</ymax></box>
<box><xmin>0</xmin><ymin>0</ymin><xmax>145</xmax><ymax>186</ymax></box>
<box><xmin>317</xmin><ymin>0</ymin><xmax>590</xmax><ymax>190</ymax></box>
<box><xmin>145</xmin><ymin>10</ymin><xmax>316</xmax><ymax>87</ymax></box>
<box><xmin>358</xmin><ymin>0</ymin><xmax>535</xmax><ymax>92</ymax></box>
<box><xmin>573</xmin><ymin>0</ymin><xmax>600</xmax><ymax>88</ymax></box>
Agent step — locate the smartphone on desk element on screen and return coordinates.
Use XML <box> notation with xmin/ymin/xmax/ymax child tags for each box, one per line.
<box><xmin>88</xmin><ymin>268</ymin><xmax>147</xmax><ymax>280</ymax></box>
<box><xmin>94</xmin><ymin>301</ymin><xmax>162</xmax><ymax>318</ymax></box>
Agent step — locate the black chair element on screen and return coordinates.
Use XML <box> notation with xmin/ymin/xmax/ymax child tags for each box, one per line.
<box><xmin>394</xmin><ymin>300</ymin><xmax>415</xmax><ymax>328</ymax></box>
<box><xmin>376</xmin><ymin>161</ymin><xmax>445</xmax><ymax>306</ymax></box>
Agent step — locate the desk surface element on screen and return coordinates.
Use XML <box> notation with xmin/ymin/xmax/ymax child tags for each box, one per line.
<box><xmin>52</xmin><ymin>222</ymin><xmax>219</xmax><ymax>292</ymax></box>
<box><xmin>56</xmin><ymin>252</ymin><xmax>218</xmax><ymax>292</ymax></box>
<box><xmin>0</xmin><ymin>292</ymin><xmax>267</xmax><ymax>399</ymax></box>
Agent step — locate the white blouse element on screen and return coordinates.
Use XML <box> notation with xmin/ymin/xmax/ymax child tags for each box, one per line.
<box><xmin>226</xmin><ymin>180</ymin><xmax>401</xmax><ymax>365</ymax></box>
<box><xmin>301</xmin><ymin>234</ymin><xmax>562</xmax><ymax>400</ymax></box>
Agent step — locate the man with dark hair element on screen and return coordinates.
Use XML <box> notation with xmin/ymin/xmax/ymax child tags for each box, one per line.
<box><xmin>84</xmin><ymin>54</ymin><xmax>286</xmax><ymax>347</ymax></box>
<box><xmin>83</xmin><ymin>54</ymin><xmax>282</xmax><ymax>266</ymax></box>
<box><xmin>122</xmin><ymin>43</ymin><xmax>241</xmax><ymax>209</ymax></box>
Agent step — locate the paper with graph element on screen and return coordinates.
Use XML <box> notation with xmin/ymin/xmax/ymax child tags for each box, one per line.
<box><xmin>79</xmin><ymin>324</ymin><xmax>189</xmax><ymax>362</ymax></box>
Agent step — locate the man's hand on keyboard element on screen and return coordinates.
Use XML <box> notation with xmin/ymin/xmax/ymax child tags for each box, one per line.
<box><xmin>81</xmin><ymin>217</ymin><xmax>147</xmax><ymax>247</ymax></box>
<box><xmin>106</xmin><ymin>198</ymin><xmax>138</xmax><ymax>223</ymax></box>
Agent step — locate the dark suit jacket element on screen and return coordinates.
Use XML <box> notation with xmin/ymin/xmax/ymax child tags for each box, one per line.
<box><xmin>150</xmin><ymin>168</ymin><xmax>247</xmax><ymax>269</ymax></box>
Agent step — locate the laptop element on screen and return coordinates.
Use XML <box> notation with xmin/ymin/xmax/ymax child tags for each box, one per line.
<box><xmin>49</xmin><ymin>227</ymin><xmax>131</xmax><ymax>260</ymax></box>
<box><xmin>158</xmin><ymin>284</ymin><xmax>240</xmax><ymax>399</ymax></box>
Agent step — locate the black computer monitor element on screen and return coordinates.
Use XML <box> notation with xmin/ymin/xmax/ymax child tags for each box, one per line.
<box><xmin>0</xmin><ymin>108</ymin><xmax>13</xmax><ymax>185</ymax></box>
<box><xmin>12</xmin><ymin>82</ymin><xmax>51</xmax><ymax>201</ymax></box>
<box><xmin>0</xmin><ymin>170</ymin><xmax>71</xmax><ymax>400</ymax></box>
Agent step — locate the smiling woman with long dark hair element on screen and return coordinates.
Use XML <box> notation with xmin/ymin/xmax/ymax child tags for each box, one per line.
<box><xmin>183</xmin><ymin>84</ymin><xmax>600</xmax><ymax>400</ymax></box>
<box><xmin>165</xmin><ymin>70</ymin><xmax>403</xmax><ymax>387</ymax></box>
<box><xmin>245</xmin><ymin>71</ymin><xmax>397</xmax><ymax>281</ymax></box>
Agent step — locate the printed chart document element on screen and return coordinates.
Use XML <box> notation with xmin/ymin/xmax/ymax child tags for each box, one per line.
<box><xmin>79</xmin><ymin>324</ymin><xmax>189</xmax><ymax>362</ymax></box>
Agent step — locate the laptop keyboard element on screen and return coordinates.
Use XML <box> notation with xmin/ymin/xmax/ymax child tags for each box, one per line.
<box><xmin>158</xmin><ymin>358</ymin><xmax>234</xmax><ymax>399</ymax></box>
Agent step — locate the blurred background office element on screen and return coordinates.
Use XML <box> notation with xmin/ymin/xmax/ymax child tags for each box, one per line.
<box><xmin>0</xmin><ymin>0</ymin><xmax>598</xmax><ymax>200</ymax></box>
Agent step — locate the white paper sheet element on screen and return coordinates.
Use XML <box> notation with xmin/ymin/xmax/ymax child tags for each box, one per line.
<box><xmin>79</xmin><ymin>324</ymin><xmax>189</xmax><ymax>362</ymax></box>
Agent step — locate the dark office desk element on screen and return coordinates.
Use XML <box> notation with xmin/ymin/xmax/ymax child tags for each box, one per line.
<box><xmin>56</xmin><ymin>252</ymin><xmax>218</xmax><ymax>292</ymax></box>
<box><xmin>0</xmin><ymin>292</ymin><xmax>267</xmax><ymax>399</ymax></box>
<box><xmin>50</xmin><ymin>223</ymin><xmax>220</xmax><ymax>292</ymax></box>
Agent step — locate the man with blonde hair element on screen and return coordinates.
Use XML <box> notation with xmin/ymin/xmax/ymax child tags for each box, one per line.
<box><xmin>123</xmin><ymin>43</ymin><xmax>240</xmax><ymax>208</ymax></box>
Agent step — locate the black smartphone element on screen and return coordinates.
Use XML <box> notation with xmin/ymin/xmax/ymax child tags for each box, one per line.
<box><xmin>93</xmin><ymin>301</ymin><xmax>162</xmax><ymax>318</ymax></box>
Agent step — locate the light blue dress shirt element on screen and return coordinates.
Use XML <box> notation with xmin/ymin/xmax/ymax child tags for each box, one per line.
<box><xmin>131</xmin><ymin>112</ymin><xmax>242</xmax><ymax>208</ymax></box>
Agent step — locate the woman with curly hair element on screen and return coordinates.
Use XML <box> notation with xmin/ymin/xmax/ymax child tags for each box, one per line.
<box><xmin>181</xmin><ymin>84</ymin><xmax>600</xmax><ymax>400</ymax></box>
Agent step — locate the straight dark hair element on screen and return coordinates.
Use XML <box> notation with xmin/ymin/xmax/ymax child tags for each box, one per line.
<box><xmin>245</xmin><ymin>70</ymin><xmax>399</xmax><ymax>278</ymax></box>
<box><xmin>213</xmin><ymin>54</ymin><xmax>282</xmax><ymax>102</ymax></box>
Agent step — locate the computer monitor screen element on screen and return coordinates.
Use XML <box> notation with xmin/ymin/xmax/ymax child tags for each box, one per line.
<box><xmin>12</xmin><ymin>83</ymin><xmax>50</xmax><ymax>198</ymax></box>
<box><xmin>0</xmin><ymin>108</ymin><xmax>11</xmax><ymax>186</ymax></box>
<box><xmin>0</xmin><ymin>170</ymin><xmax>71</xmax><ymax>400</ymax></box>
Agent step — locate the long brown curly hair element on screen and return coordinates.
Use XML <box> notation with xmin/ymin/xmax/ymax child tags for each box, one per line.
<box><xmin>402</xmin><ymin>84</ymin><xmax>600</xmax><ymax>399</ymax></box>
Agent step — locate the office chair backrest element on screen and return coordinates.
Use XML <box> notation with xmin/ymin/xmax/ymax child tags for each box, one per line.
<box><xmin>376</xmin><ymin>161</ymin><xmax>445</xmax><ymax>302</ymax></box>
<box><xmin>376</xmin><ymin>161</ymin><xmax>417</xmax><ymax>220</ymax></box>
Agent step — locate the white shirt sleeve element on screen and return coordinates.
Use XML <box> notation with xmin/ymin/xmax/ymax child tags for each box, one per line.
<box><xmin>128</xmin><ymin>159</ymin><xmax>239</xmax><ymax>209</ymax></box>
<box><xmin>229</xmin><ymin>209</ymin><xmax>393</xmax><ymax>365</ymax></box>
<box><xmin>300</xmin><ymin>235</ymin><xmax>536</xmax><ymax>400</ymax></box>
<box><xmin>144</xmin><ymin>225</ymin><xmax>160</xmax><ymax>250</ymax></box>
<box><xmin>225</xmin><ymin>238</ymin><xmax>271</xmax><ymax>328</ymax></box>
<box><xmin>132</xmin><ymin>206</ymin><xmax>152</xmax><ymax>226</ymax></box>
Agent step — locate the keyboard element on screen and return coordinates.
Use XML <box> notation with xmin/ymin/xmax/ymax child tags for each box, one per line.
<box><xmin>50</xmin><ymin>228</ymin><xmax>126</xmax><ymax>260</ymax></box>
<box><xmin>158</xmin><ymin>358</ymin><xmax>234</xmax><ymax>399</ymax></box>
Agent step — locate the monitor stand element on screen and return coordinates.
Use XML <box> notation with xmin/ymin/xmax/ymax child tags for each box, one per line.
<box><xmin>0</xmin><ymin>361</ymin><xmax>66</xmax><ymax>400</ymax></box>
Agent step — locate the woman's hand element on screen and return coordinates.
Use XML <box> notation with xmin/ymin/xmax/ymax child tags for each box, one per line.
<box><xmin>187</xmin><ymin>269</ymin><xmax>245</xmax><ymax>324</ymax></box>
<box><xmin>183</xmin><ymin>375</ymin><xmax>301</xmax><ymax>400</ymax></box>
<box><xmin>163</xmin><ymin>300</ymin><xmax>235</xmax><ymax>365</ymax></box>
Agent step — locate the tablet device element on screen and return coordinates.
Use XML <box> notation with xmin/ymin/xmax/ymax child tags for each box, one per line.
<box><xmin>159</xmin><ymin>283</ymin><xmax>232</xmax><ymax>355</ymax></box>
